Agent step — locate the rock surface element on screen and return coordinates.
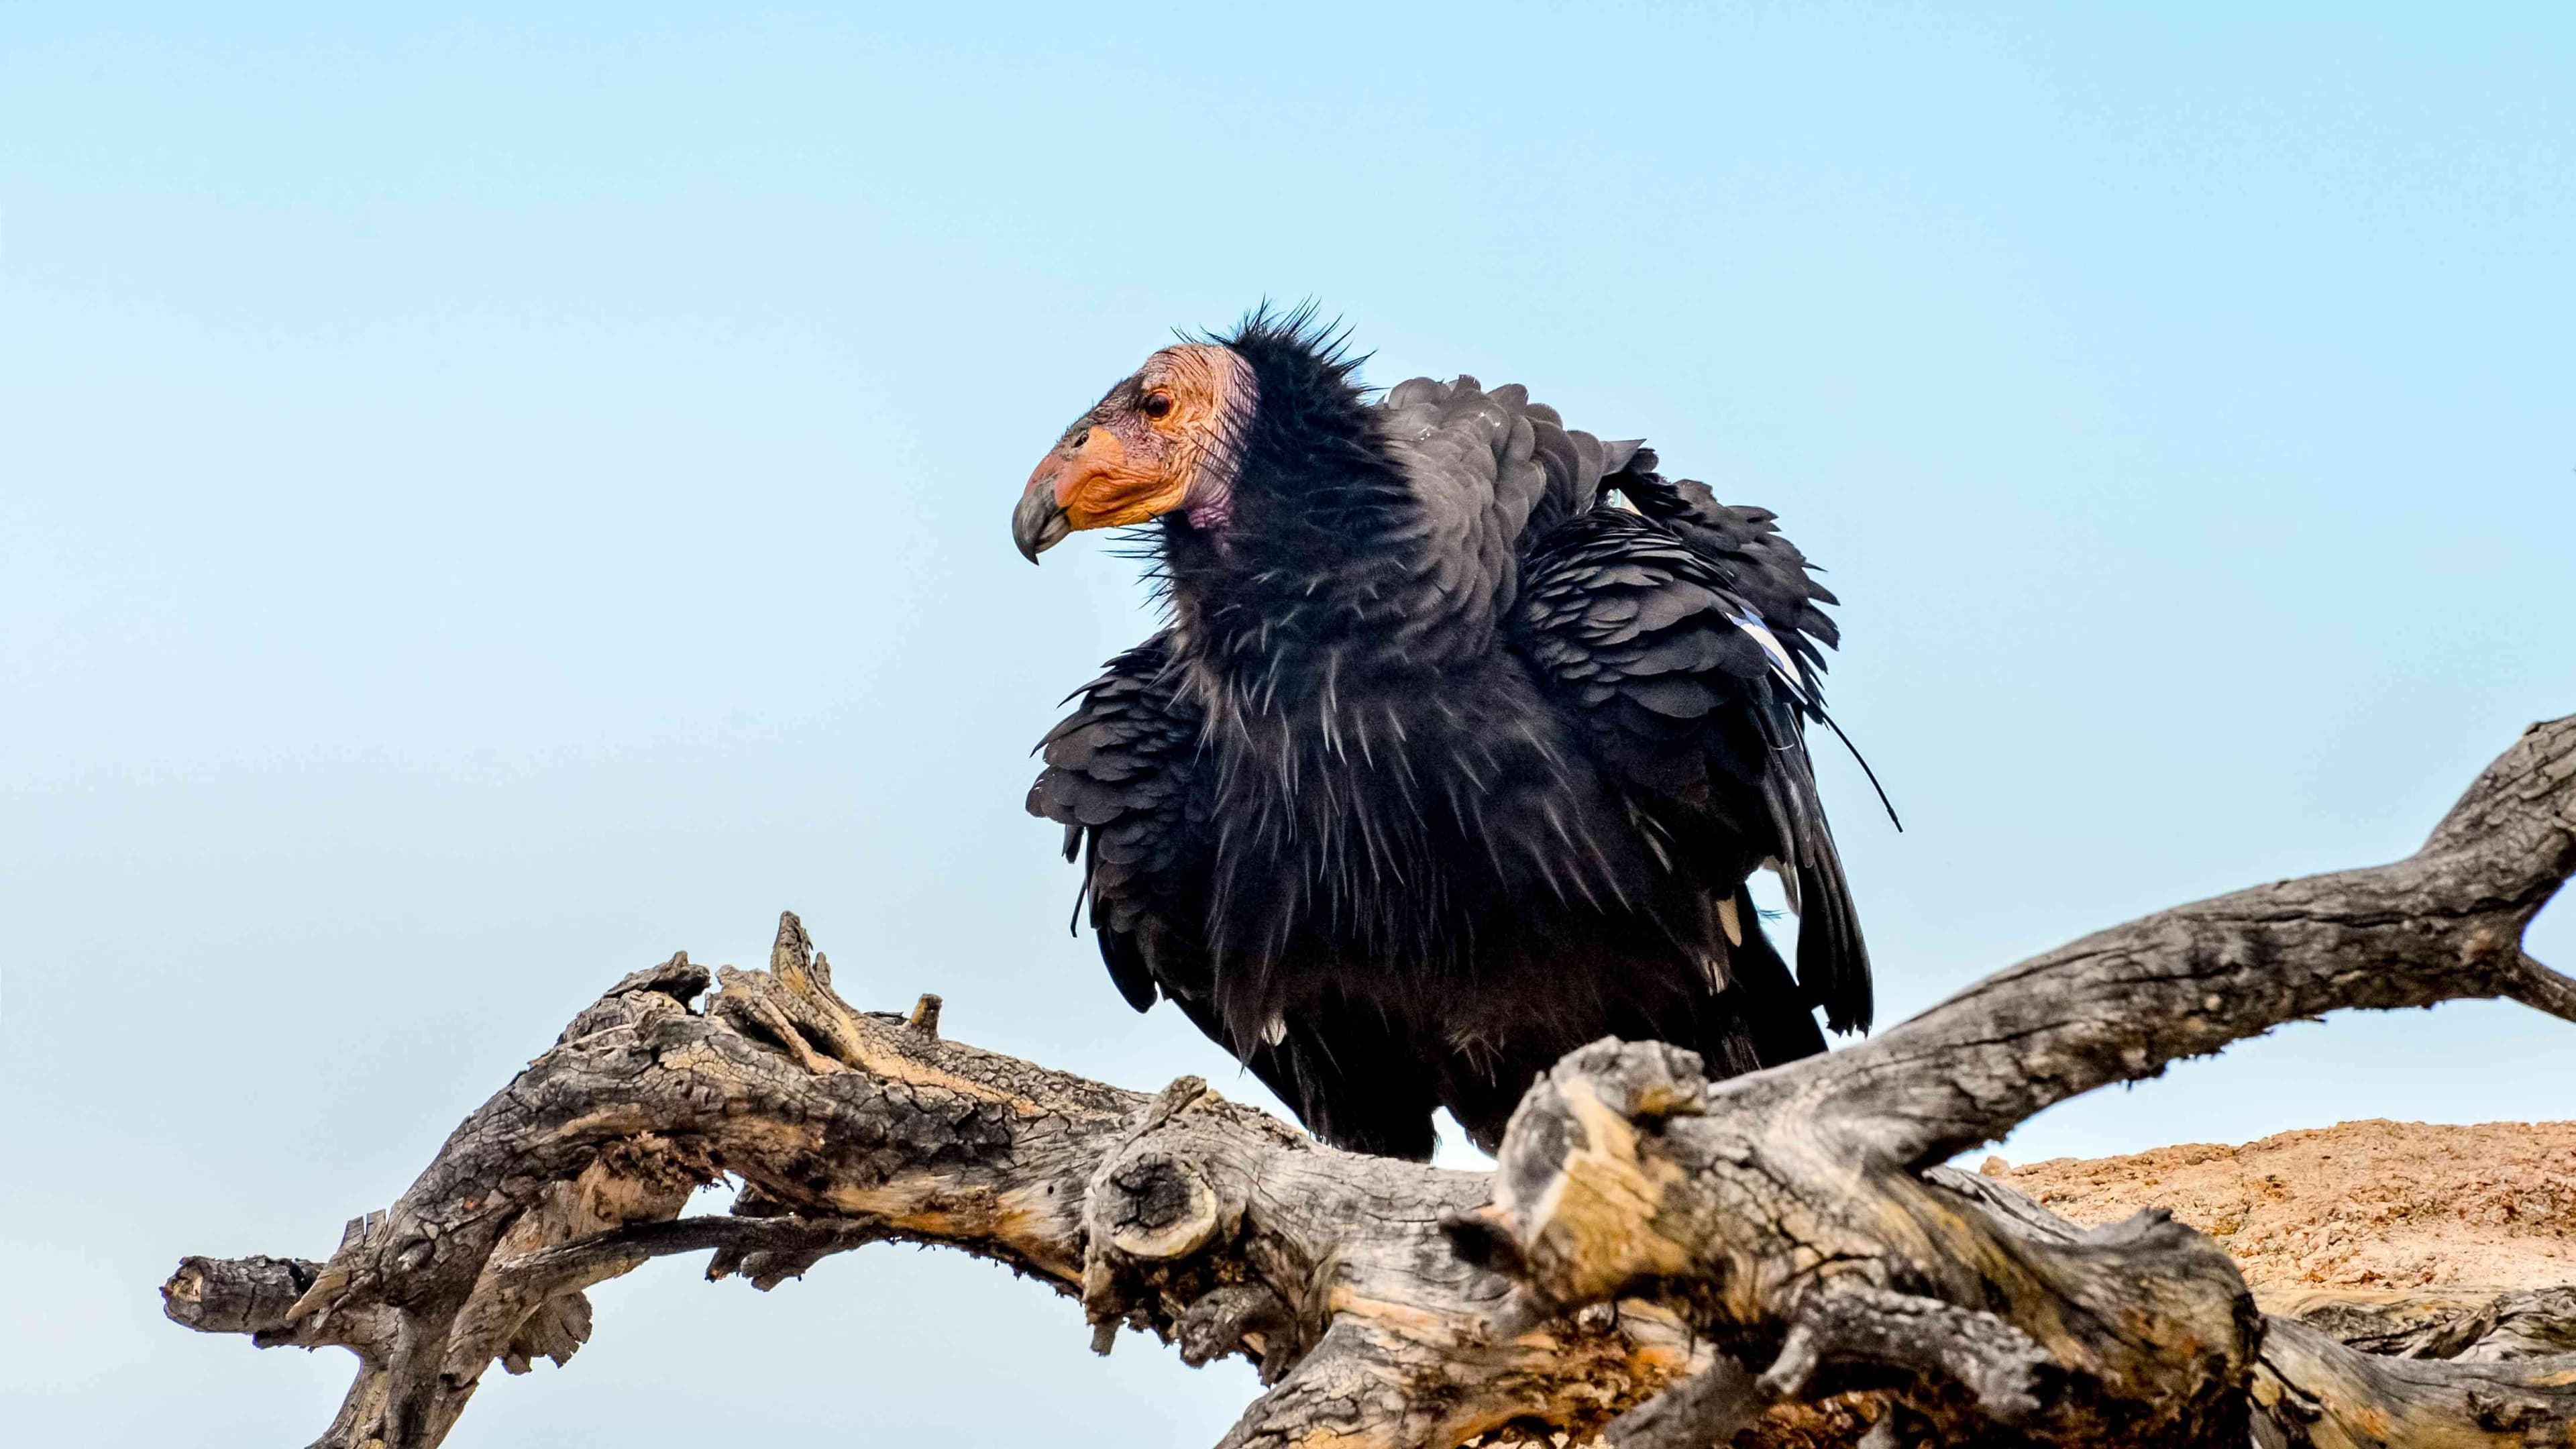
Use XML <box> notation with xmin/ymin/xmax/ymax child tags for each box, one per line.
<box><xmin>1983</xmin><ymin>1119</ymin><xmax>2576</xmax><ymax>1296</ymax></box>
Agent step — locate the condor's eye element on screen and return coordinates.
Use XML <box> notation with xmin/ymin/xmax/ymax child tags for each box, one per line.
<box><xmin>1138</xmin><ymin>390</ymin><xmax>1175</xmax><ymax>421</ymax></box>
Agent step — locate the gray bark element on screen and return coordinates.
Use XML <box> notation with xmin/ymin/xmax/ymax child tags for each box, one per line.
<box><xmin>166</xmin><ymin>716</ymin><xmax>2576</xmax><ymax>1448</ymax></box>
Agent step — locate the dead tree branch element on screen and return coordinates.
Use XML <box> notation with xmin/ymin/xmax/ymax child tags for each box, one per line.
<box><xmin>166</xmin><ymin>716</ymin><xmax>2576</xmax><ymax>1448</ymax></box>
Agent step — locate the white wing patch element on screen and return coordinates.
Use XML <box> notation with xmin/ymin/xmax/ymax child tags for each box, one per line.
<box><xmin>1729</xmin><ymin>605</ymin><xmax>1809</xmax><ymax>698</ymax></box>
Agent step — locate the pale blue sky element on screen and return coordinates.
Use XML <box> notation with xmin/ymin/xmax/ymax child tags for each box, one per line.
<box><xmin>4</xmin><ymin>6</ymin><xmax>2571</xmax><ymax>1445</ymax></box>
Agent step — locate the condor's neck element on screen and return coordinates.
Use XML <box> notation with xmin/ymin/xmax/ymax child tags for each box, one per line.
<box><xmin>1155</xmin><ymin>454</ymin><xmax>1499</xmax><ymax>710</ymax></box>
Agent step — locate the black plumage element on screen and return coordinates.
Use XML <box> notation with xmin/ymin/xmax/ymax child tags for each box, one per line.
<box><xmin>1019</xmin><ymin>311</ymin><xmax>1878</xmax><ymax>1159</ymax></box>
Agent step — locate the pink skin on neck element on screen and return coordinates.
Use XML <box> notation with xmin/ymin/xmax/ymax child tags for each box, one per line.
<box><xmin>1185</xmin><ymin>488</ymin><xmax>1234</xmax><ymax>534</ymax></box>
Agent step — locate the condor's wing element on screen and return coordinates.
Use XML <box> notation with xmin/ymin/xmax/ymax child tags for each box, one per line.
<box><xmin>1509</xmin><ymin>492</ymin><xmax>1873</xmax><ymax>1036</ymax></box>
<box><xmin>1370</xmin><ymin>374</ymin><xmax>1631</xmax><ymax>641</ymax></box>
<box><xmin>1026</xmin><ymin>633</ymin><xmax>1214</xmax><ymax>1016</ymax></box>
<box><xmin>1025</xmin><ymin>635</ymin><xmax>1444</xmax><ymax>1158</ymax></box>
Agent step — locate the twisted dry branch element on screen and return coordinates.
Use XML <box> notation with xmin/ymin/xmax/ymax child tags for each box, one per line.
<box><xmin>167</xmin><ymin>716</ymin><xmax>2576</xmax><ymax>1448</ymax></box>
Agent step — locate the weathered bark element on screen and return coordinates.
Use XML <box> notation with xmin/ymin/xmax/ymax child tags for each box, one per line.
<box><xmin>166</xmin><ymin>716</ymin><xmax>2576</xmax><ymax>1448</ymax></box>
<box><xmin>2267</xmin><ymin>1288</ymin><xmax>2576</xmax><ymax>1363</ymax></box>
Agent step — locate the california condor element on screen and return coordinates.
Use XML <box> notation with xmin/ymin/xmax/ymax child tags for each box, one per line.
<box><xmin>1016</xmin><ymin>311</ymin><xmax>1882</xmax><ymax>1159</ymax></box>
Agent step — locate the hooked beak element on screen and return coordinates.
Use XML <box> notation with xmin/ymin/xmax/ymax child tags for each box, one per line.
<box><xmin>1013</xmin><ymin>468</ymin><xmax>1071</xmax><ymax>563</ymax></box>
<box><xmin>1012</xmin><ymin>422</ymin><xmax>1136</xmax><ymax>564</ymax></box>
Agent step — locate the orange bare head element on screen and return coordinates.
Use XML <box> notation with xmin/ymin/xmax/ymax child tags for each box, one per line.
<box><xmin>1012</xmin><ymin>343</ymin><xmax>1257</xmax><ymax>561</ymax></box>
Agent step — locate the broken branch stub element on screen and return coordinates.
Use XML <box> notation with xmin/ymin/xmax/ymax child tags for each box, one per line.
<box><xmin>164</xmin><ymin>716</ymin><xmax>2576</xmax><ymax>1448</ymax></box>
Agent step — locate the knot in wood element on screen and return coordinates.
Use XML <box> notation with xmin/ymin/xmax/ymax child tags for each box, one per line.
<box><xmin>1097</xmin><ymin>1148</ymin><xmax>1222</xmax><ymax>1262</ymax></box>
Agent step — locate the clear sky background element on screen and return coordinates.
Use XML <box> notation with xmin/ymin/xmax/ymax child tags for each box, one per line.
<box><xmin>4</xmin><ymin>5</ymin><xmax>2571</xmax><ymax>1444</ymax></box>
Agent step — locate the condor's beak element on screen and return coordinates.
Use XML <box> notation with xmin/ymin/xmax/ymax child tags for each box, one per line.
<box><xmin>1012</xmin><ymin>423</ymin><xmax>1130</xmax><ymax>564</ymax></box>
<box><xmin>1013</xmin><ymin>468</ymin><xmax>1072</xmax><ymax>563</ymax></box>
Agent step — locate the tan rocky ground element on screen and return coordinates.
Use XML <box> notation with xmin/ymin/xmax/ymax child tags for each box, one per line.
<box><xmin>1983</xmin><ymin>1119</ymin><xmax>2576</xmax><ymax>1299</ymax></box>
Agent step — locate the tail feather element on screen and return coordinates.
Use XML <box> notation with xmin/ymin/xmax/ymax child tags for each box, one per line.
<box><xmin>1790</xmin><ymin>814</ymin><xmax>1872</xmax><ymax>1034</ymax></box>
<box><xmin>1752</xmin><ymin>697</ymin><xmax>1874</xmax><ymax>1034</ymax></box>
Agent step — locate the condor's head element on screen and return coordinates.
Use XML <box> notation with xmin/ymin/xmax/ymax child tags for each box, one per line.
<box><xmin>1011</xmin><ymin>313</ymin><xmax>1387</xmax><ymax>568</ymax></box>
